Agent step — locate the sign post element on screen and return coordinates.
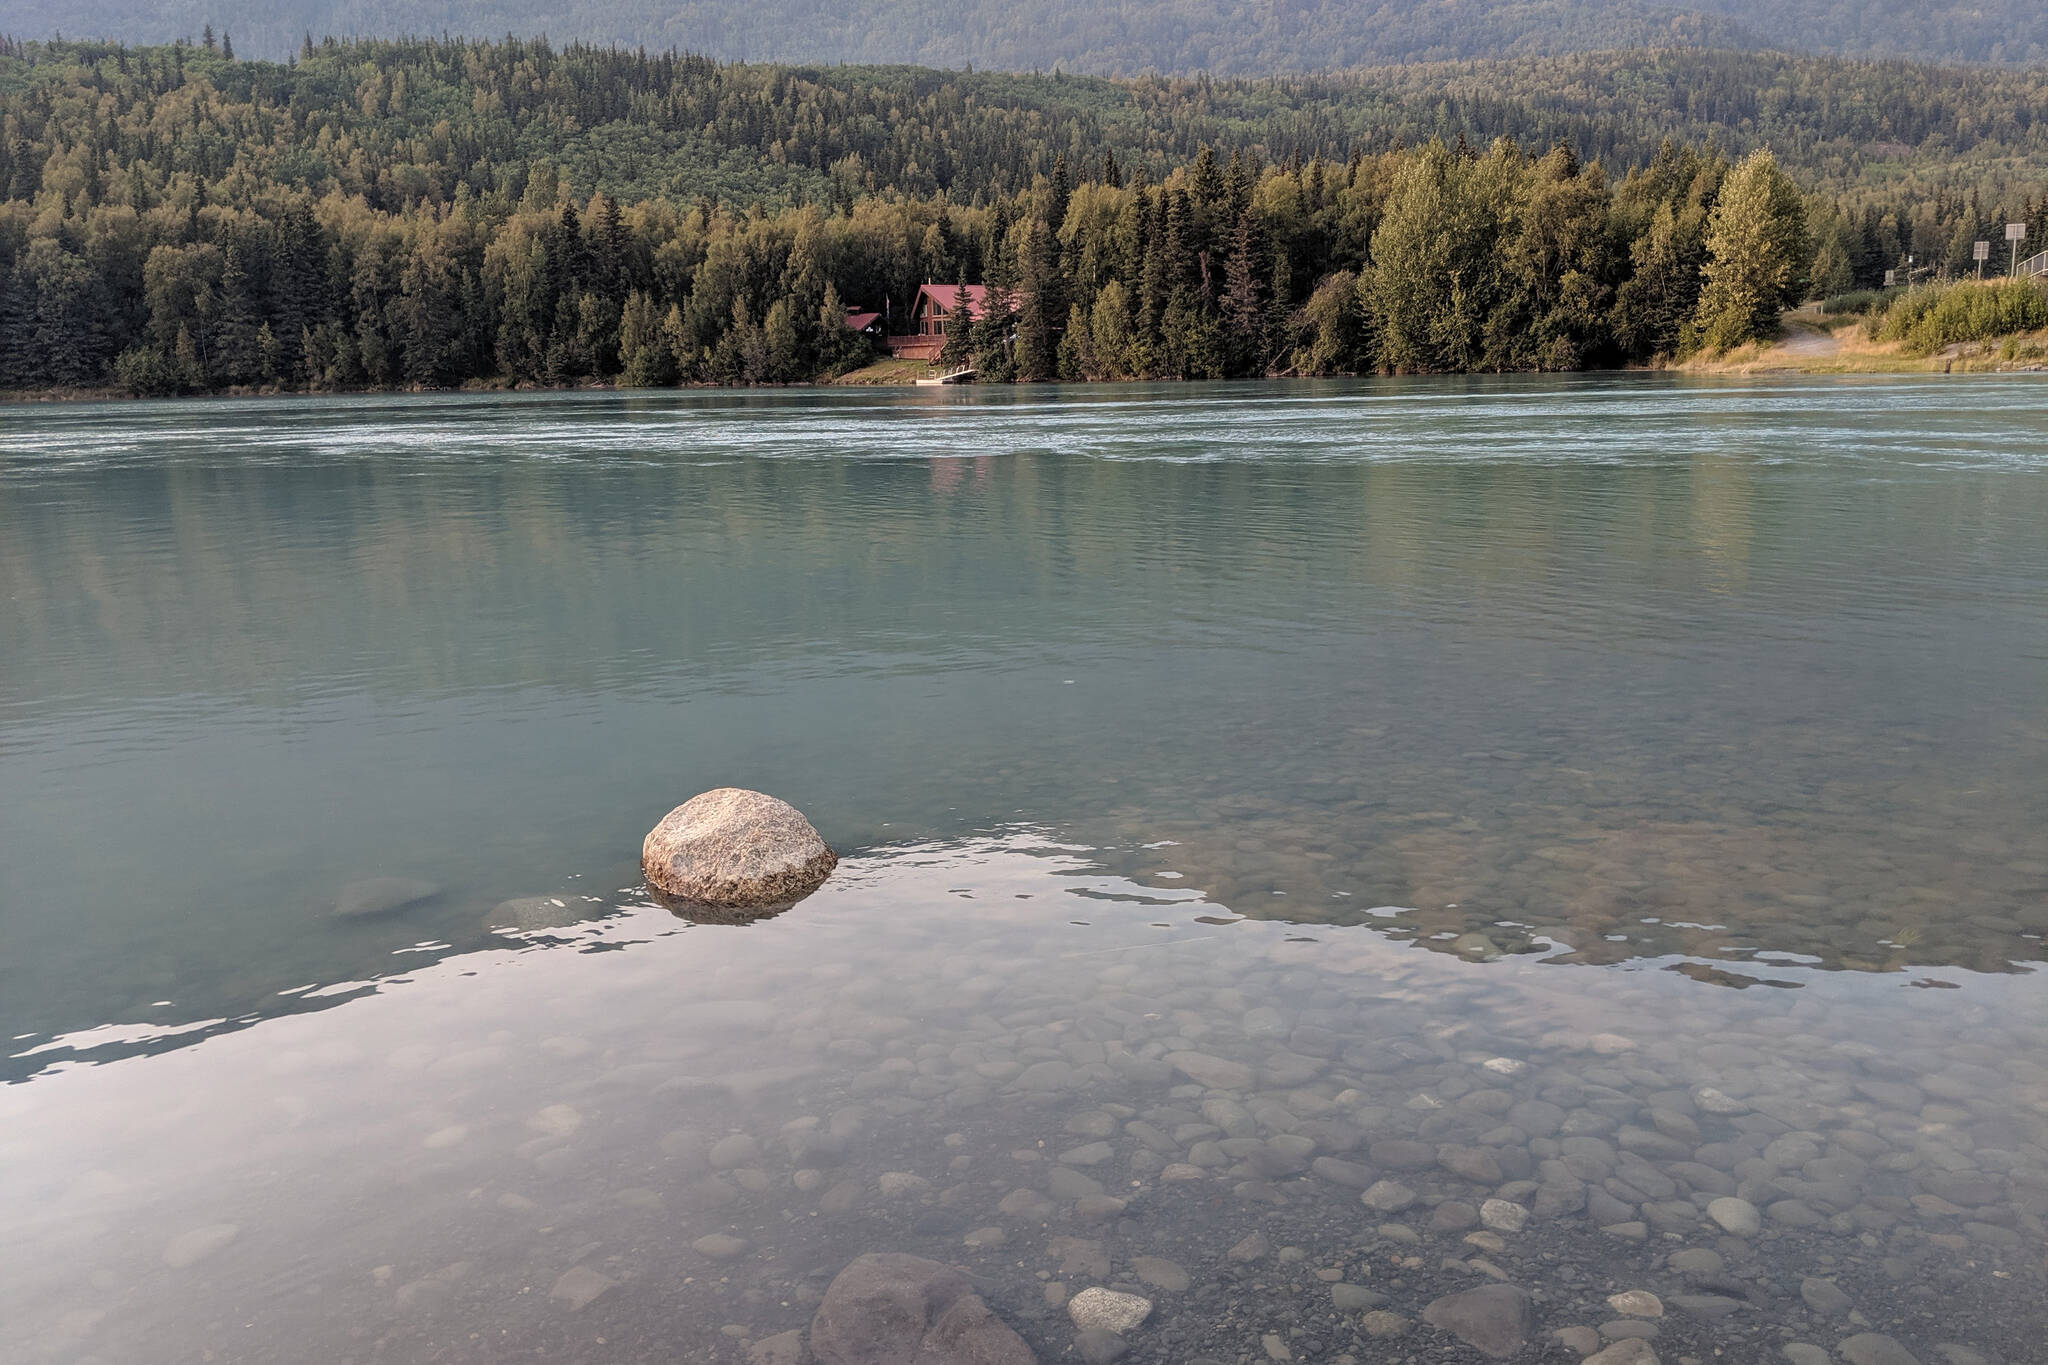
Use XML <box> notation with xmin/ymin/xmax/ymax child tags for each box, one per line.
<box><xmin>2009</xmin><ymin>223</ymin><xmax>2029</xmax><ymax>278</ymax></box>
<box><xmin>1974</xmin><ymin>240</ymin><xmax>1990</xmax><ymax>279</ymax></box>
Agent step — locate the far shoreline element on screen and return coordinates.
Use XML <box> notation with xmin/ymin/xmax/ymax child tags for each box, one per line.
<box><xmin>6</xmin><ymin>340</ymin><xmax>2047</xmax><ymax>407</ymax></box>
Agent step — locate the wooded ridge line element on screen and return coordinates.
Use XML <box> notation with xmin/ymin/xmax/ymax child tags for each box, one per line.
<box><xmin>1</xmin><ymin>37</ymin><xmax>2043</xmax><ymax>392</ymax></box>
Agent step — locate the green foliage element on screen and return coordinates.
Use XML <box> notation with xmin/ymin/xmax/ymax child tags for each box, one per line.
<box><xmin>0</xmin><ymin>36</ymin><xmax>2042</xmax><ymax>394</ymax></box>
<box><xmin>1867</xmin><ymin>279</ymin><xmax>2048</xmax><ymax>353</ymax></box>
<box><xmin>1820</xmin><ymin>287</ymin><xmax>1896</xmax><ymax>315</ymax></box>
<box><xmin>1371</xmin><ymin>142</ymin><xmax>1517</xmax><ymax>373</ymax></box>
<box><xmin>1695</xmin><ymin>150</ymin><xmax>1811</xmax><ymax>353</ymax></box>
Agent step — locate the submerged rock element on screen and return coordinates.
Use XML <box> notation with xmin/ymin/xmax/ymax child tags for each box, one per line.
<box><xmin>1584</xmin><ymin>1342</ymin><xmax>1659</xmax><ymax>1365</ymax></box>
<box><xmin>1165</xmin><ymin>1051</ymin><xmax>1254</xmax><ymax>1090</ymax></box>
<box><xmin>486</xmin><ymin>895</ymin><xmax>585</xmax><ymax>931</ymax></box>
<box><xmin>692</xmin><ymin>1233</ymin><xmax>749</xmax><ymax>1261</ymax></box>
<box><xmin>1074</xmin><ymin>1328</ymin><xmax>1129</xmax><ymax>1364</ymax></box>
<box><xmin>548</xmin><ymin>1265</ymin><xmax>616</xmax><ymax>1311</ymax></box>
<box><xmin>1706</xmin><ymin>1196</ymin><xmax>1761</xmax><ymax>1237</ymax></box>
<box><xmin>161</xmin><ymin>1223</ymin><xmax>238</xmax><ymax>1269</ymax></box>
<box><xmin>748</xmin><ymin>1331</ymin><xmax>806</xmax><ymax>1365</ymax></box>
<box><xmin>1067</xmin><ymin>1287</ymin><xmax>1152</xmax><ymax>1334</ymax></box>
<box><xmin>1839</xmin><ymin>1335</ymin><xmax>1922</xmax><ymax>1365</ymax></box>
<box><xmin>642</xmin><ymin>788</ymin><xmax>836</xmax><ymax>909</ymax></box>
<box><xmin>811</xmin><ymin>1252</ymin><xmax>1034</xmax><ymax>1365</ymax></box>
<box><xmin>1131</xmin><ymin>1256</ymin><xmax>1189</xmax><ymax>1292</ymax></box>
<box><xmin>1422</xmin><ymin>1284</ymin><xmax>1536</xmax><ymax>1359</ymax></box>
<box><xmin>332</xmin><ymin>877</ymin><xmax>440</xmax><ymax>919</ymax></box>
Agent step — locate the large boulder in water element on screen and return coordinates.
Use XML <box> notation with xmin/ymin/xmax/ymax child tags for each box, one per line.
<box><xmin>641</xmin><ymin>788</ymin><xmax>836</xmax><ymax>909</ymax></box>
<box><xmin>811</xmin><ymin>1253</ymin><xmax>1035</xmax><ymax>1365</ymax></box>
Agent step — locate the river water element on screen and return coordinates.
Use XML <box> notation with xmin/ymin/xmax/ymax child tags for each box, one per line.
<box><xmin>2</xmin><ymin>377</ymin><xmax>2044</xmax><ymax>1365</ymax></box>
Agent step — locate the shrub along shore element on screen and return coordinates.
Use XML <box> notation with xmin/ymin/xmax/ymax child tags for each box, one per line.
<box><xmin>2</xmin><ymin>36</ymin><xmax>2045</xmax><ymax>397</ymax></box>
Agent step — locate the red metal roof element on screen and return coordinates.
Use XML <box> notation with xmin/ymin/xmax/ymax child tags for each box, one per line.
<box><xmin>915</xmin><ymin>283</ymin><xmax>987</xmax><ymax>319</ymax></box>
<box><xmin>842</xmin><ymin>310</ymin><xmax>883</xmax><ymax>332</ymax></box>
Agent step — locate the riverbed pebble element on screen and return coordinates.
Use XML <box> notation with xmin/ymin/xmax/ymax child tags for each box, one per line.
<box><xmin>548</xmin><ymin>1265</ymin><xmax>616</xmax><ymax>1311</ymax></box>
<box><xmin>1068</xmin><ymin>1287</ymin><xmax>1152</xmax><ymax>1334</ymax></box>
<box><xmin>1705</xmin><ymin>1196</ymin><xmax>1760</xmax><ymax>1237</ymax></box>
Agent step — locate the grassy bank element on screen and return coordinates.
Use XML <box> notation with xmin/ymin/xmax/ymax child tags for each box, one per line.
<box><xmin>1686</xmin><ymin>284</ymin><xmax>2048</xmax><ymax>375</ymax></box>
<box><xmin>827</xmin><ymin>358</ymin><xmax>941</xmax><ymax>386</ymax></box>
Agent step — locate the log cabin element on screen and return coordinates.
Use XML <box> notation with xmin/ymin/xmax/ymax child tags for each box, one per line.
<box><xmin>884</xmin><ymin>283</ymin><xmax>987</xmax><ymax>361</ymax></box>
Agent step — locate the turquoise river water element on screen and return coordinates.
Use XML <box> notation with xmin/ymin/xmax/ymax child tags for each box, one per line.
<box><xmin>1</xmin><ymin>377</ymin><xmax>2045</xmax><ymax>1365</ymax></box>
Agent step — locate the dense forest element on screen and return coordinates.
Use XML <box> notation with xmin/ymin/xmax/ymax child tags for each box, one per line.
<box><xmin>9</xmin><ymin>0</ymin><xmax>2044</xmax><ymax>69</ymax></box>
<box><xmin>1</xmin><ymin>37</ymin><xmax>2044</xmax><ymax>395</ymax></box>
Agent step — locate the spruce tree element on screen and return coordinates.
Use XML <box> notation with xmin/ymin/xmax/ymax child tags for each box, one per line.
<box><xmin>1014</xmin><ymin>217</ymin><xmax>1061</xmax><ymax>380</ymax></box>
<box><xmin>399</xmin><ymin>240</ymin><xmax>460</xmax><ymax>387</ymax></box>
<box><xmin>1046</xmin><ymin>155</ymin><xmax>1071</xmax><ymax>238</ymax></box>
<box><xmin>214</xmin><ymin>241</ymin><xmax>261</xmax><ymax>385</ymax></box>
<box><xmin>1221</xmin><ymin>212</ymin><xmax>1271</xmax><ymax>375</ymax></box>
<box><xmin>940</xmin><ymin>278</ymin><xmax>973</xmax><ymax>370</ymax></box>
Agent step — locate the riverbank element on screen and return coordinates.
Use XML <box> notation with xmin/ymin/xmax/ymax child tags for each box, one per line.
<box><xmin>8</xmin><ymin>328</ymin><xmax>2048</xmax><ymax>404</ymax></box>
<box><xmin>1683</xmin><ymin>305</ymin><xmax>2048</xmax><ymax>377</ymax></box>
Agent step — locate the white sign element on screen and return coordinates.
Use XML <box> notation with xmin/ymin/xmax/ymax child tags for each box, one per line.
<box><xmin>1974</xmin><ymin>241</ymin><xmax>1991</xmax><ymax>261</ymax></box>
<box><xmin>2008</xmin><ymin>223</ymin><xmax>2029</xmax><ymax>241</ymax></box>
<box><xmin>1884</xmin><ymin>269</ymin><xmax>1896</xmax><ymax>286</ymax></box>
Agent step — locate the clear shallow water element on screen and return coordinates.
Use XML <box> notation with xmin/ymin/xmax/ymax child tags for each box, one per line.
<box><xmin>2</xmin><ymin>377</ymin><xmax>2046</xmax><ymax>1365</ymax></box>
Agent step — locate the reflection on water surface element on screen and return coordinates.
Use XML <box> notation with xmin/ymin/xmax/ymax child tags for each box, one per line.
<box><xmin>1</xmin><ymin>377</ymin><xmax>2045</xmax><ymax>1363</ymax></box>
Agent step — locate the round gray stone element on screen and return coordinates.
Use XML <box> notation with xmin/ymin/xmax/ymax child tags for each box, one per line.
<box><xmin>1706</xmin><ymin>1196</ymin><xmax>1760</xmax><ymax>1237</ymax></box>
<box><xmin>642</xmin><ymin>788</ymin><xmax>836</xmax><ymax>908</ymax></box>
<box><xmin>1068</xmin><ymin>1287</ymin><xmax>1153</xmax><ymax>1334</ymax></box>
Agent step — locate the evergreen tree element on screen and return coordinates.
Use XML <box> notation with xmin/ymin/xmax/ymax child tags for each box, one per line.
<box><xmin>214</xmin><ymin>241</ymin><xmax>261</xmax><ymax>385</ymax></box>
<box><xmin>1811</xmin><ymin>232</ymin><xmax>1855</xmax><ymax>296</ymax></box>
<box><xmin>1013</xmin><ymin>217</ymin><xmax>1062</xmax><ymax>380</ymax></box>
<box><xmin>940</xmin><ymin>278</ymin><xmax>974</xmax><ymax>371</ymax></box>
<box><xmin>1220</xmin><ymin>212</ymin><xmax>1272</xmax><ymax>375</ymax></box>
<box><xmin>1046</xmin><ymin>155</ymin><xmax>1072</xmax><ymax>238</ymax></box>
<box><xmin>618</xmin><ymin>289</ymin><xmax>675</xmax><ymax>385</ymax></box>
<box><xmin>24</xmin><ymin>242</ymin><xmax>108</xmax><ymax>387</ymax></box>
<box><xmin>816</xmin><ymin>284</ymin><xmax>865</xmax><ymax>375</ymax></box>
<box><xmin>973</xmin><ymin>238</ymin><xmax>1016</xmax><ymax>378</ymax></box>
<box><xmin>1135</xmin><ymin>189</ymin><xmax>1168</xmax><ymax>367</ymax></box>
<box><xmin>399</xmin><ymin>239</ymin><xmax>462</xmax><ymax>387</ymax></box>
<box><xmin>920</xmin><ymin>223</ymin><xmax>952</xmax><ymax>285</ymax></box>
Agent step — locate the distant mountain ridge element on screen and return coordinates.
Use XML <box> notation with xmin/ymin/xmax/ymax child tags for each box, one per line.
<box><xmin>5</xmin><ymin>0</ymin><xmax>2042</xmax><ymax>68</ymax></box>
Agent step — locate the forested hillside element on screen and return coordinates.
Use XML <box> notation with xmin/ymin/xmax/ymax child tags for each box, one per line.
<box><xmin>5</xmin><ymin>0</ymin><xmax>2043</xmax><ymax>68</ymax></box>
<box><xmin>2</xmin><ymin>38</ymin><xmax>2044</xmax><ymax>396</ymax></box>
<box><xmin>4</xmin><ymin>40</ymin><xmax>2043</xmax><ymax>207</ymax></box>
